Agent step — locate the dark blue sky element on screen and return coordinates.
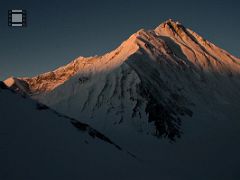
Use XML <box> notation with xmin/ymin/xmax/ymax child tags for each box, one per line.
<box><xmin>0</xmin><ymin>0</ymin><xmax>239</xmax><ymax>80</ymax></box>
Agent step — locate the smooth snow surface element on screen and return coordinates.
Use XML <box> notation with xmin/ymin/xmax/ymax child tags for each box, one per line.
<box><xmin>0</xmin><ymin>82</ymin><xmax>140</xmax><ymax>180</ymax></box>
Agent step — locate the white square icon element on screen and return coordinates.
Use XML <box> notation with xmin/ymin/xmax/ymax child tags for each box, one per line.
<box><xmin>8</xmin><ymin>9</ymin><xmax>27</xmax><ymax>27</ymax></box>
<box><xmin>12</xmin><ymin>14</ymin><xmax>23</xmax><ymax>23</ymax></box>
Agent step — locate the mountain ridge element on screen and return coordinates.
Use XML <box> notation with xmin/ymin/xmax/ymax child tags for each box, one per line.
<box><xmin>4</xmin><ymin>19</ymin><xmax>240</xmax><ymax>141</ymax></box>
<box><xmin>4</xmin><ymin>19</ymin><xmax>240</xmax><ymax>94</ymax></box>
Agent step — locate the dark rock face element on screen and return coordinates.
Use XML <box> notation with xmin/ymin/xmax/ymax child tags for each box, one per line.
<box><xmin>45</xmin><ymin>108</ymin><xmax>124</xmax><ymax>151</ymax></box>
<box><xmin>71</xmin><ymin>120</ymin><xmax>123</xmax><ymax>151</ymax></box>
<box><xmin>5</xmin><ymin>78</ymin><xmax>30</xmax><ymax>95</ymax></box>
<box><xmin>0</xmin><ymin>81</ymin><xmax>8</xmax><ymax>89</ymax></box>
<box><xmin>36</xmin><ymin>103</ymin><xmax>50</xmax><ymax>110</ymax></box>
<box><xmin>145</xmin><ymin>96</ymin><xmax>182</xmax><ymax>141</ymax></box>
<box><xmin>139</xmin><ymin>85</ymin><xmax>192</xmax><ymax>141</ymax></box>
<box><xmin>78</xmin><ymin>76</ymin><xmax>89</xmax><ymax>84</ymax></box>
<box><xmin>125</xmin><ymin>51</ymin><xmax>194</xmax><ymax>142</ymax></box>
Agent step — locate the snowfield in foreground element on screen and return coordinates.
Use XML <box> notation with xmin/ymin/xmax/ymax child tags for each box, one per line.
<box><xmin>0</xmin><ymin>82</ymin><xmax>139</xmax><ymax>180</ymax></box>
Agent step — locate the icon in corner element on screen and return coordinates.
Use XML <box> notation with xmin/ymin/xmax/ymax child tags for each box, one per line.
<box><xmin>8</xmin><ymin>10</ymin><xmax>27</xmax><ymax>27</ymax></box>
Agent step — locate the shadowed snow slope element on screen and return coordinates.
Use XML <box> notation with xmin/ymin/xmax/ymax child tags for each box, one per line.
<box><xmin>0</xmin><ymin>82</ymin><xmax>140</xmax><ymax>180</ymax></box>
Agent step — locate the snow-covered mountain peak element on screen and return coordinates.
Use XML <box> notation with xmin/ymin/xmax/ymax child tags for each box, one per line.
<box><xmin>5</xmin><ymin>19</ymin><xmax>240</xmax><ymax>95</ymax></box>
<box><xmin>4</xmin><ymin>20</ymin><xmax>240</xmax><ymax>141</ymax></box>
<box><xmin>155</xmin><ymin>19</ymin><xmax>184</xmax><ymax>33</ymax></box>
<box><xmin>162</xmin><ymin>19</ymin><xmax>182</xmax><ymax>26</ymax></box>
